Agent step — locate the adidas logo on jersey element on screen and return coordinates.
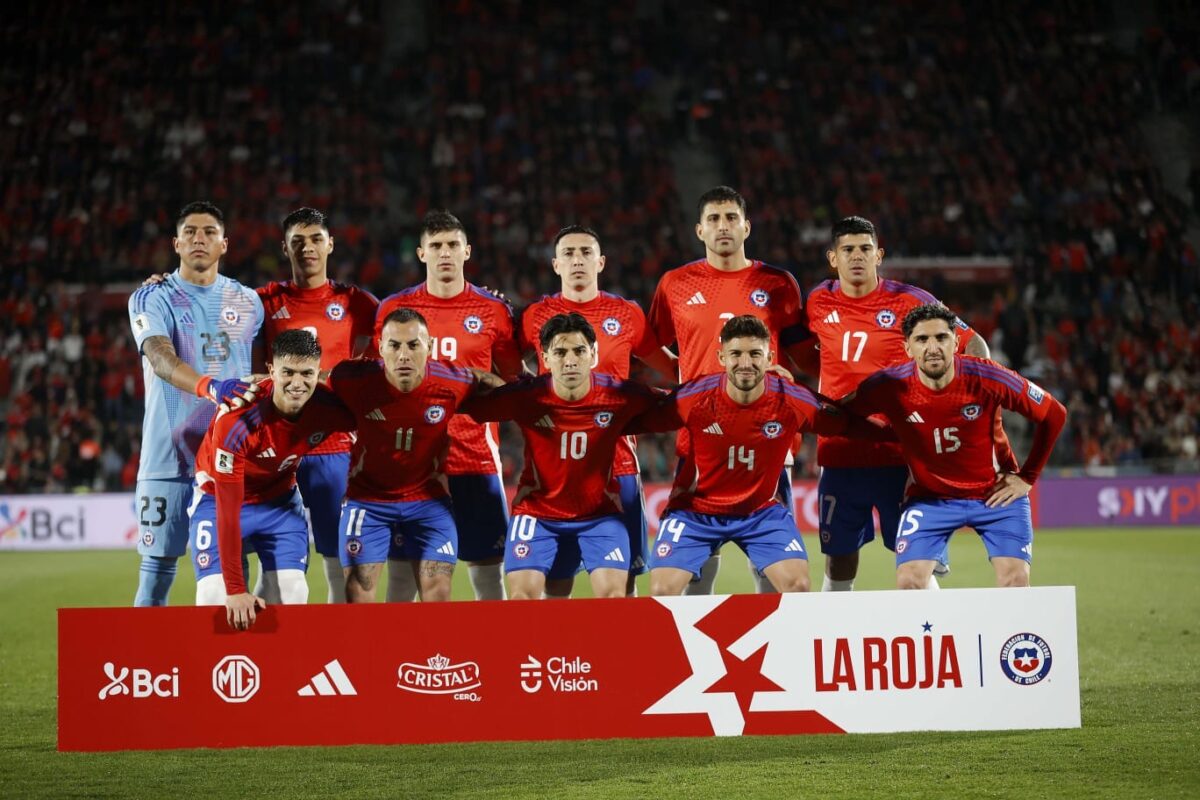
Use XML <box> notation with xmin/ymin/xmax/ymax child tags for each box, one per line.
<box><xmin>784</xmin><ymin>539</ymin><xmax>805</xmax><ymax>553</ymax></box>
<box><xmin>436</xmin><ymin>542</ymin><xmax>455</xmax><ymax>556</ymax></box>
<box><xmin>366</xmin><ymin>408</ymin><xmax>386</xmax><ymax>422</ymax></box>
<box><xmin>534</xmin><ymin>415</ymin><xmax>555</xmax><ymax>429</ymax></box>
<box><xmin>702</xmin><ymin>422</ymin><xmax>724</xmax><ymax>435</ymax></box>
<box><xmin>823</xmin><ymin>310</ymin><xmax>841</xmax><ymax>324</ymax></box>
<box><xmin>256</xmin><ymin>448</ymin><xmax>276</xmax><ymax>458</ymax></box>
<box><xmin>686</xmin><ymin>292</ymin><xmax>707</xmax><ymax>305</ymax></box>
<box><xmin>604</xmin><ymin>547</ymin><xmax>625</xmax><ymax>562</ymax></box>
<box><xmin>296</xmin><ymin>659</ymin><xmax>357</xmax><ymax>697</ymax></box>
<box><xmin>271</xmin><ymin>307</ymin><xmax>291</xmax><ymax>320</ymax></box>
<box><xmin>905</xmin><ymin>411</ymin><xmax>925</xmax><ymax>423</ymax></box>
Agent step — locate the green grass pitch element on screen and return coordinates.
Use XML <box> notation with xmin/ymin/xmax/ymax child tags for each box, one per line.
<box><xmin>1</xmin><ymin>528</ymin><xmax>1197</xmax><ymax>798</ymax></box>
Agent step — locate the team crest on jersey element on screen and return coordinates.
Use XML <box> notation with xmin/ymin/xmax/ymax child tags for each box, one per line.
<box><xmin>463</xmin><ymin>315</ymin><xmax>484</xmax><ymax>334</ymax></box>
<box><xmin>999</xmin><ymin>632</ymin><xmax>1053</xmax><ymax>685</ymax></box>
<box><xmin>876</xmin><ymin>309</ymin><xmax>897</xmax><ymax>329</ymax></box>
<box><xmin>594</xmin><ymin>411</ymin><xmax>614</xmax><ymax>428</ymax></box>
<box><xmin>425</xmin><ymin>405</ymin><xmax>446</xmax><ymax>424</ymax></box>
<box><xmin>325</xmin><ymin>302</ymin><xmax>345</xmax><ymax>322</ymax></box>
<box><xmin>1027</xmin><ymin>382</ymin><xmax>1046</xmax><ymax>404</ymax></box>
<box><xmin>761</xmin><ymin>420</ymin><xmax>783</xmax><ymax>439</ymax></box>
<box><xmin>513</xmin><ymin>543</ymin><xmax>530</xmax><ymax>560</ymax></box>
<box><xmin>961</xmin><ymin>404</ymin><xmax>982</xmax><ymax>421</ymax></box>
<box><xmin>141</xmin><ymin>530</ymin><xmax>154</xmax><ymax>547</ymax></box>
<box><xmin>602</xmin><ymin>317</ymin><xmax>622</xmax><ymax>336</ymax></box>
<box><xmin>308</xmin><ymin>431</ymin><xmax>326</xmax><ymax>446</ymax></box>
<box><xmin>221</xmin><ymin>306</ymin><xmax>240</xmax><ymax>326</ymax></box>
<box><xmin>197</xmin><ymin>552</ymin><xmax>211</xmax><ymax>568</ymax></box>
<box><xmin>749</xmin><ymin>288</ymin><xmax>770</xmax><ymax>308</ymax></box>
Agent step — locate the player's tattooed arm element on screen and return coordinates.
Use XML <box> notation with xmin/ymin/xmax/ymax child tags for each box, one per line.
<box><xmin>142</xmin><ymin>335</ymin><xmax>210</xmax><ymax>395</ymax></box>
<box><xmin>964</xmin><ymin>331</ymin><xmax>990</xmax><ymax>358</ymax></box>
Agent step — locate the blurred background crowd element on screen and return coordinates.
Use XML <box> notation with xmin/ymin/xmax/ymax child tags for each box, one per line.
<box><xmin>2</xmin><ymin>0</ymin><xmax>1197</xmax><ymax>493</ymax></box>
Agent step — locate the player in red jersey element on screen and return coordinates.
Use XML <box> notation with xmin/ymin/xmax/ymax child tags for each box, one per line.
<box><xmin>519</xmin><ymin>225</ymin><xmax>675</xmax><ymax>597</ymax></box>
<box><xmin>803</xmin><ymin>216</ymin><xmax>1010</xmax><ymax>591</ymax></box>
<box><xmin>843</xmin><ymin>305</ymin><xmax>1067</xmax><ymax>589</ymax></box>
<box><xmin>256</xmin><ymin>207</ymin><xmax>379</xmax><ymax>603</ymax></box>
<box><xmin>190</xmin><ymin>330</ymin><xmax>355</xmax><ymax>629</ymax></box>
<box><xmin>466</xmin><ymin>312</ymin><xmax>661</xmax><ymax>599</ymax></box>
<box><xmin>632</xmin><ymin>316</ymin><xmax>890</xmax><ymax>596</ymax></box>
<box><xmin>332</xmin><ymin>308</ymin><xmax>502</xmax><ymax>603</ymax></box>
<box><xmin>647</xmin><ymin>186</ymin><xmax>812</xmax><ymax>595</ymax></box>
<box><xmin>374</xmin><ymin>211</ymin><xmax>523</xmax><ymax>601</ymax></box>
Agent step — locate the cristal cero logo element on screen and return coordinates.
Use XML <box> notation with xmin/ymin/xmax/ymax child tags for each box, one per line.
<box><xmin>212</xmin><ymin>655</ymin><xmax>260</xmax><ymax>703</ymax></box>
<box><xmin>397</xmin><ymin>654</ymin><xmax>481</xmax><ymax>701</ymax></box>
<box><xmin>99</xmin><ymin>662</ymin><xmax>180</xmax><ymax>700</ymax></box>
<box><xmin>999</xmin><ymin>632</ymin><xmax>1053</xmax><ymax>685</ymax></box>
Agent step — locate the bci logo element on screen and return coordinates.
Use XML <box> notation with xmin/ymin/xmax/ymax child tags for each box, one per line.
<box><xmin>98</xmin><ymin>662</ymin><xmax>179</xmax><ymax>699</ymax></box>
<box><xmin>0</xmin><ymin>502</ymin><xmax>85</xmax><ymax>541</ymax></box>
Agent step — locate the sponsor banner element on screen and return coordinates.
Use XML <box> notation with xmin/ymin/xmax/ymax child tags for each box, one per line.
<box><xmin>1032</xmin><ymin>476</ymin><xmax>1200</xmax><ymax>527</ymax></box>
<box><xmin>59</xmin><ymin>587</ymin><xmax>1079</xmax><ymax>751</ymax></box>
<box><xmin>0</xmin><ymin>493</ymin><xmax>138</xmax><ymax>550</ymax></box>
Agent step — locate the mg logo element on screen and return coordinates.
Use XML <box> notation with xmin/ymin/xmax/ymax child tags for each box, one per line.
<box><xmin>212</xmin><ymin>655</ymin><xmax>260</xmax><ymax>703</ymax></box>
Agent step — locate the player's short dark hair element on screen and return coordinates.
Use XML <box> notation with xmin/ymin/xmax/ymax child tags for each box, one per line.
<box><xmin>696</xmin><ymin>186</ymin><xmax>747</xmax><ymax>220</ymax></box>
<box><xmin>830</xmin><ymin>216</ymin><xmax>877</xmax><ymax>248</ymax></box>
<box><xmin>271</xmin><ymin>328</ymin><xmax>322</xmax><ymax>361</ymax></box>
<box><xmin>381</xmin><ymin>307</ymin><xmax>429</xmax><ymax>332</ymax></box>
<box><xmin>282</xmin><ymin>207</ymin><xmax>329</xmax><ymax>236</ymax></box>
<box><xmin>553</xmin><ymin>224</ymin><xmax>602</xmax><ymax>251</ymax></box>
<box><xmin>539</xmin><ymin>312</ymin><xmax>596</xmax><ymax>350</ymax></box>
<box><xmin>420</xmin><ymin>210</ymin><xmax>467</xmax><ymax>241</ymax></box>
<box><xmin>719</xmin><ymin>315</ymin><xmax>770</xmax><ymax>343</ymax></box>
<box><xmin>175</xmin><ymin>201</ymin><xmax>225</xmax><ymax>232</ymax></box>
<box><xmin>902</xmin><ymin>303</ymin><xmax>958</xmax><ymax>338</ymax></box>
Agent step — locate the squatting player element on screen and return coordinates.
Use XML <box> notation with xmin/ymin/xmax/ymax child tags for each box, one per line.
<box><xmin>648</xmin><ymin>186</ymin><xmax>811</xmax><ymax>594</ymax></box>
<box><xmin>375</xmin><ymin>211</ymin><xmax>522</xmax><ymax>601</ymax></box>
<box><xmin>519</xmin><ymin>225</ymin><xmax>675</xmax><ymax>597</ymax></box>
<box><xmin>333</xmin><ymin>308</ymin><xmax>503</xmax><ymax>603</ymax></box>
<box><xmin>635</xmin><ymin>316</ymin><xmax>891</xmax><ymax>595</ymax></box>
<box><xmin>803</xmin><ymin>215</ymin><xmax>1010</xmax><ymax>591</ymax></box>
<box><xmin>128</xmin><ymin>201</ymin><xmax>262</xmax><ymax>606</ymax></box>
<box><xmin>844</xmin><ymin>304</ymin><xmax>1066</xmax><ymax>589</ymax></box>
<box><xmin>467</xmin><ymin>312</ymin><xmax>660</xmax><ymax>600</ymax></box>
<box><xmin>257</xmin><ymin>207</ymin><xmax>378</xmax><ymax>602</ymax></box>
<box><xmin>191</xmin><ymin>330</ymin><xmax>354</xmax><ymax>629</ymax></box>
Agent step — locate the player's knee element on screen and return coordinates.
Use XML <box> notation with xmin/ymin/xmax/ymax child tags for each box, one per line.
<box><xmin>826</xmin><ymin>553</ymin><xmax>859</xmax><ymax>581</ymax></box>
<box><xmin>997</xmin><ymin>565</ymin><xmax>1030</xmax><ymax>588</ymax></box>
<box><xmin>650</xmin><ymin>571</ymin><xmax>687</xmax><ymax>596</ymax></box>
<box><xmin>776</xmin><ymin>574</ymin><xmax>810</xmax><ymax>593</ymax></box>
<box><xmin>276</xmin><ymin>569</ymin><xmax>309</xmax><ymax>604</ymax></box>
<box><xmin>896</xmin><ymin>569</ymin><xmax>929</xmax><ymax>590</ymax></box>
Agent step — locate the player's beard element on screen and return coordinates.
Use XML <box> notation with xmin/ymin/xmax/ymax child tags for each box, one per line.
<box><xmin>918</xmin><ymin>353</ymin><xmax>950</xmax><ymax>381</ymax></box>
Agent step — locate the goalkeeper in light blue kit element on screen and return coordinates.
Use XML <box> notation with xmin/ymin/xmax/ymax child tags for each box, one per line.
<box><xmin>128</xmin><ymin>201</ymin><xmax>263</xmax><ymax>606</ymax></box>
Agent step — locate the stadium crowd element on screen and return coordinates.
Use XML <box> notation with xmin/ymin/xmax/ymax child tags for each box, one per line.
<box><xmin>1</xmin><ymin>1</ymin><xmax>1197</xmax><ymax>494</ymax></box>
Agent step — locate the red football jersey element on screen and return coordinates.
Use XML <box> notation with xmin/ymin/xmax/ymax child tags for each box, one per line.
<box><xmin>648</xmin><ymin>259</ymin><xmax>804</xmax><ymax>382</ymax></box>
<box><xmin>519</xmin><ymin>291</ymin><xmax>658</xmax><ymax>477</ymax></box>
<box><xmin>328</xmin><ymin>358</ymin><xmax>478</xmax><ymax>503</ymax></box>
<box><xmin>463</xmin><ymin>373</ymin><xmax>658</xmax><ymax>520</ymax></box>
<box><xmin>804</xmin><ymin>278</ymin><xmax>978</xmax><ymax>468</ymax></box>
<box><xmin>257</xmin><ymin>280</ymin><xmax>378</xmax><ymax>455</ymax></box>
<box><xmin>641</xmin><ymin>374</ymin><xmax>848</xmax><ymax>516</ymax></box>
<box><xmin>194</xmin><ymin>386</ymin><xmax>355</xmax><ymax>594</ymax></box>
<box><xmin>375</xmin><ymin>282</ymin><xmax>520</xmax><ymax>475</ymax></box>
<box><xmin>846</xmin><ymin>355</ymin><xmax>1065</xmax><ymax>500</ymax></box>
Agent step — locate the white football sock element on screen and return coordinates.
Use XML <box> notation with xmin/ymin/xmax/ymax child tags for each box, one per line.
<box><xmin>468</xmin><ymin>563</ymin><xmax>506</xmax><ymax>600</ymax></box>
<box><xmin>276</xmin><ymin>569</ymin><xmax>309</xmax><ymax>604</ymax></box>
<box><xmin>822</xmin><ymin>575</ymin><xmax>855</xmax><ymax>592</ymax></box>
<box><xmin>323</xmin><ymin>556</ymin><xmax>347</xmax><ymax>603</ymax></box>
<box><xmin>684</xmin><ymin>554</ymin><xmax>720</xmax><ymax>595</ymax></box>
<box><xmin>386</xmin><ymin>560</ymin><xmax>419</xmax><ymax>602</ymax></box>
<box><xmin>195</xmin><ymin>574</ymin><xmax>227</xmax><ymax>606</ymax></box>
<box><xmin>926</xmin><ymin>574</ymin><xmax>940</xmax><ymax>590</ymax></box>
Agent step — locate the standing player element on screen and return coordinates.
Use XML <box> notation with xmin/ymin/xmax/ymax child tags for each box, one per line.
<box><xmin>803</xmin><ymin>216</ymin><xmax>1008</xmax><ymax>591</ymax></box>
<box><xmin>845</xmin><ymin>304</ymin><xmax>1066</xmax><ymax>588</ymax></box>
<box><xmin>333</xmin><ymin>308</ymin><xmax>502</xmax><ymax>603</ymax></box>
<box><xmin>374</xmin><ymin>211</ymin><xmax>523</xmax><ymax>601</ymax></box>
<box><xmin>191</xmin><ymin>330</ymin><xmax>355</xmax><ymax>629</ymax></box>
<box><xmin>467</xmin><ymin>313</ymin><xmax>660</xmax><ymax>600</ymax></box>
<box><xmin>634</xmin><ymin>316</ymin><xmax>889</xmax><ymax>595</ymax></box>
<box><xmin>127</xmin><ymin>201</ymin><xmax>262</xmax><ymax>606</ymax></box>
<box><xmin>257</xmin><ymin>207</ymin><xmax>379</xmax><ymax>602</ymax></box>
<box><xmin>647</xmin><ymin>186</ymin><xmax>810</xmax><ymax>594</ymax></box>
<box><xmin>519</xmin><ymin>225</ymin><xmax>675</xmax><ymax>597</ymax></box>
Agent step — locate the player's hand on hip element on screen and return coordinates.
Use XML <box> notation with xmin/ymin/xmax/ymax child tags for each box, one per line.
<box><xmin>986</xmin><ymin>472</ymin><xmax>1032</xmax><ymax>508</ymax></box>
<box><xmin>226</xmin><ymin>593</ymin><xmax>267</xmax><ymax>631</ymax></box>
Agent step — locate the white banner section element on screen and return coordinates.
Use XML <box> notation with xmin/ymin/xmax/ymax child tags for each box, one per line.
<box><xmin>647</xmin><ymin>587</ymin><xmax>1080</xmax><ymax>734</ymax></box>
<box><xmin>0</xmin><ymin>493</ymin><xmax>138</xmax><ymax>550</ymax></box>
